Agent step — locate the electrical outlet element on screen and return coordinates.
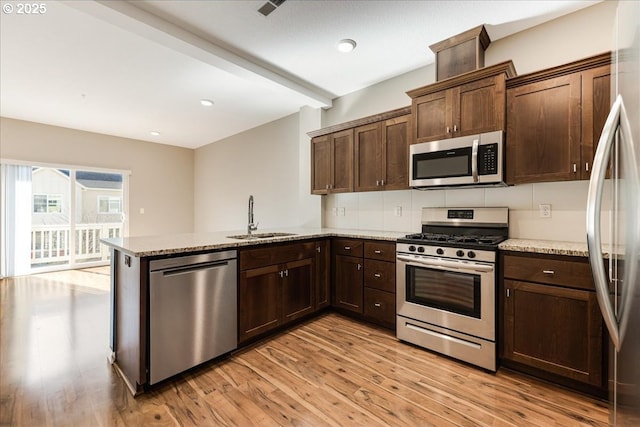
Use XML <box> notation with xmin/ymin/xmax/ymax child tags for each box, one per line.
<box><xmin>338</xmin><ymin>207</ymin><xmax>346</xmax><ymax>216</ymax></box>
<box><xmin>539</xmin><ymin>204</ymin><xmax>551</xmax><ymax>218</ymax></box>
<box><xmin>394</xmin><ymin>206</ymin><xmax>402</xmax><ymax>217</ymax></box>
<box><xmin>332</xmin><ymin>207</ymin><xmax>338</xmax><ymax>216</ymax></box>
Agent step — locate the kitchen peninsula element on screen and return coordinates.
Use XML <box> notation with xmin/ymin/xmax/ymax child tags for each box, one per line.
<box><xmin>101</xmin><ymin>227</ymin><xmax>405</xmax><ymax>395</ymax></box>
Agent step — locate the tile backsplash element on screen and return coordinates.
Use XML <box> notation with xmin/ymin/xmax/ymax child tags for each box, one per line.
<box><xmin>322</xmin><ymin>180</ymin><xmax>614</xmax><ymax>244</ymax></box>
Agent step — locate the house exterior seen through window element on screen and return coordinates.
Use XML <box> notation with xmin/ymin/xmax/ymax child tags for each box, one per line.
<box><xmin>98</xmin><ymin>196</ymin><xmax>122</xmax><ymax>214</ymax></box>
<box><xmin>33</xmin><ymin>194</ymin><xmax>62</xmax><ymax>214</ymax></box>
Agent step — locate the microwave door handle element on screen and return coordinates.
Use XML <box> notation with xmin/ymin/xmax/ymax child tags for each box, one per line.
<box><xmin>471</xmin><ymin>138</ymin><xmax>479</xmax><ymax>182</ymax></box>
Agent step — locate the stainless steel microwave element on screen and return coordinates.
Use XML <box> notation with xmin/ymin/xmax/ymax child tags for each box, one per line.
<box><xmin>409</xmin><ymin>130</ymin><xmax>505</xmax><ymax>189</ymax></box>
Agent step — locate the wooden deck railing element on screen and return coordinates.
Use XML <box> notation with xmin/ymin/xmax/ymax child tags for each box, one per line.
<box><xmin>31</xmin><ymin>223</ymin><xmax>122</xmax><ymax>266</ymax></box>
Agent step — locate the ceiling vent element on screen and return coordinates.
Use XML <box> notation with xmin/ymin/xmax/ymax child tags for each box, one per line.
<box><xmin>258</xmin><ymin>0</ymin><xmax>287</xmax><ymax>17</ymax></box>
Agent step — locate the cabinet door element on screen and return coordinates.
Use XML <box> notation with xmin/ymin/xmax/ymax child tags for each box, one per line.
<box><xmin>333</xmin><ymin>255</ymin><xmax>363</xmax><ymax>314</ymax></box>
<box><xmin>354</xmin><ymin>123</ymin><xmax>382</xmax><ymax>192</ymax></box>
<box><xmin>239</xmin><ymin>265</ymin><xmax>282</xmax><ymax>343</ymax></box>
<box><xmin>315</xmin><ymin>240</ymin><xmax>331</xmax><ymax>310</ymax></box>
<box><xmin>503</xmin><ymin>279</ymin><xmax>603</xmax><ymax>387</ymax></box>
<box><xmin>330</xmin><ymin>129</ymin><xmax>354</xmax><ymax>193</ymax></box>
<box><xmin>381</xmin><ymin>115</ymin><xmax>410</xmax><ymax>190</ymax></box>
<box><xmin>581</xmin><ymin>65</ymin><xmax>611</xmax><ymax>179</ymax></box>
<box><xmin>455</xmin><ymin>75</ymin><xmax>505</xmax><ymax>137</ymax></box>
<box><xmin>311</xmin><ymin>135</ymin><xmax>330</xmax><ymax>194</ymax></box>
<box><xmin>413</xmin><ymin>89</ymin><xmax>452</xmax><ymax>143</ymax></box>
<box><xmin>506</xmin><ymin>73</ymin><xmax>582</xmax><ymax>184</ymax></box>
<box><xmin>363</xmin><ymin>259</ymin><xmax>395</xmax><ymax>292</ymax></box>
<box><xmin>282</xmin><ymin>258</ymin><xmax>314</xmax><ymax>323</ymax></box>
<box><xmin>364</xmin><ymin>288</ymin><xmax>396</xmax><ymax>327</ymax></box>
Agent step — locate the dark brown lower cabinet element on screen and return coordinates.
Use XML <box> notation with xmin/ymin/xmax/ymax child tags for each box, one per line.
<box><xmin>282</xmin><ymin>258</ymin><xmax>314</xmax><ymax>323</ymax></box>
<box><xmin>500</xmin><ymin>251</ymin><xmax>606</xmax><ymax>395</ymax></box>
<box><xmin>315</xmin><ymin>239</ymin><xmax>331</xmax><ymax>310</ymax></box>
<box><xmin>239</xmin><ymin>241</ymin><xmax>317</xmax><ymax>344</ymax></box>
<box><xmin>332</xmin><ymin>239</ymin><xmax>396</xmax><ymax>329</ymax></box>
<box><xmin>239</xmin><ymin>265</ymin><xmax>282</xmax><ymax>342</ymax></box>
<box><xmin>333</xmin><ymin>254</ymin><xmax>364</xmax><ymax>314</ymax></box>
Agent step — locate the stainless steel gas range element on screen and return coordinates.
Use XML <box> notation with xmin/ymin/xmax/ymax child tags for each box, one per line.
<box><xmin>396</xmin><ymin>207</ymin><xmax>508</xmax><ymax>371</ymax></box>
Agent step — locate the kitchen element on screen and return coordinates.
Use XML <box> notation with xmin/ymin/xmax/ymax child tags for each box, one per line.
<box><xmin>1</xmin><ymin>0</ymin><xmax>639</xmax><ymax>426</ymax></box>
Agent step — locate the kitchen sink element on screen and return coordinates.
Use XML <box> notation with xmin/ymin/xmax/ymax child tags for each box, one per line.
<box><xmin>226</xmin><ymin>232</ymin><xmax>297</xmax><ymax>240</ymax></box>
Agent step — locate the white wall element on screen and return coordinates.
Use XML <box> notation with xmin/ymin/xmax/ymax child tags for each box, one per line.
<box><xmin>193</xmin><ymin>110</ymin><xmax>322</xmax><ymax>232</ymax></box>
<box><xmin>321</xmin><ymin>0</ymin><xmax>617</xmax><ymax>243</ymax></box>
<box><xmin>0</xmin><ymin>117</ymin><xmax>194</xmax><ymax>237</ymax></box>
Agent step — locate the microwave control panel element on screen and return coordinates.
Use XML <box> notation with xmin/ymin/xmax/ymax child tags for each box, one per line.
<box><xmin>478</xmin><ymin>143</ymin><xmax>499</xmax><ymax>175</ymax></box>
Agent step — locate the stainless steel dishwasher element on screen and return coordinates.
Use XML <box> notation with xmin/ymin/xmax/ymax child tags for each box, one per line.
<box><xmin>149</xmin><ymin>250</ymin><xmax>237</xmax><ymax>385</ymax></box>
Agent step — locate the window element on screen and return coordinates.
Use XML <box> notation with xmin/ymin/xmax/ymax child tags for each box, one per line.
<box><xmin>33</xmin><ymin>194</ymin><xmax>62</xmax><ymax>213</ymax></box>
<box><xmin>98</xmin><ymin>196</ymin><xmax>122</xmax><ymax>214</ymax></box>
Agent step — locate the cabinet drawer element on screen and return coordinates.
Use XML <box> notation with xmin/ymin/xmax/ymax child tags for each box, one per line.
<box><xmin>240</xmin><ymin>241</ymin><xmax>316</xmax><ymax>271</ymax></box>
<box><xmin>364</xmin><ymin>241</ymin><xmax>396</xmax><ymax>262</ymax></box>
<box><xmin>364</xmin><ymin>288</ymin><xmax>396</xmax><ymax>326</ymax></box>
<box><xmin>364</xmin><ymin>259</ymin><xmax>395</xmax><ymax>292</ymax></box>
<box><xmin>502</xmin><ymin>253</ymin><xmax>595</xmax><ymax>291</ymax></box>
<box><xmin>333</xmin><ymin>239</ymin><xmax>364</xmax><ymax>257</ymax></box>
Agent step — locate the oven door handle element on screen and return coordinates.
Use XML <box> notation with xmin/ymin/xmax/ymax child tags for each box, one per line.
<box><xmin>396</xmin><ymin>255</ymin><xmax>493</xmax><ymax>273</ymax></box>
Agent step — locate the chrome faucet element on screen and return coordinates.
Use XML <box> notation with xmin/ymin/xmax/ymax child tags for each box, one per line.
<box><xmin>247</xmin><ymin>195</ymin><xmax>258</xmax><ymax>235</ymax></box>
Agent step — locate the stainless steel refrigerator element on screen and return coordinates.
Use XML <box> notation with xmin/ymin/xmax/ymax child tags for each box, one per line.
<box><xmin>586</xmin><ymin>1</ymin><xmax>640</xmax><ymax>426</ymax></box>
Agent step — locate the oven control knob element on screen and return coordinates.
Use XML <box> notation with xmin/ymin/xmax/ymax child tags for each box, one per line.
<box><xmin>467</xmin><ymin>251</ymin><xmax>476</xmax><ymax>259</ymax></box>
<box><xmin>417</xmin><ymin>246</ymin><xmax>425</xmax><ymax>253</ymax></box>
<box><xmin>409</xmin><ymin>245</ymin><xmax>416</xmax><ymax>252</ymax></box>
<box><xmin>436</xmin><ymin>248</ymin><xmax>444</xmax><ymax>255</ymax></box>
<box><xmin>456</xmin><ymin>250</ymin><xmax>465</xmax><ymax>257</ymax></box>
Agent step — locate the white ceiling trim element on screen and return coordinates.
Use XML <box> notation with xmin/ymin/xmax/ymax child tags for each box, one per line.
<box><xmin>64</xmin><ymin>0</ymin><xmax>333</xmax><ymax>109</ymax></box>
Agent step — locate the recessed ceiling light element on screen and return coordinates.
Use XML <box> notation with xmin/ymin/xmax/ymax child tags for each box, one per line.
<box><xmin>337</xmin><ymin>39</ymin><xmax>356</xmax><ymax>53</ymax></box>
<box><xmin>150</xmin><ymin>131</ymin><xmax>160</xmax><ymax>136</ymax></box>
<box><xmin>200</xmin><ymin>99</ymin><xmax>214</xmax><ymax>107</ymax></box>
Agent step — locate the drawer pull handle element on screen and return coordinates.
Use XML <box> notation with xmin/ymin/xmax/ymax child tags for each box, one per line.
<box><xmin>374</xmin><ymin>250</ymin><xmax>382</xmax><ymax>254</ymax></box>
<box><xmin>344</xmin><ymin>246</ymin><xmax>351</xmax><ymax>250</ymax></box>
<box><xmin>543</xmin><ymin>270</ymin><xmax>555</xmax><ymax>275</ymax></box>
<box><xmin>374</xmin><ymin>303</ymin><xmax>382</xmax><ymax>308</ymax></box>
<box><xmin>374</xmin><ymin>273</ymin><xmax>382</xmax><ymax>278</ymax></box>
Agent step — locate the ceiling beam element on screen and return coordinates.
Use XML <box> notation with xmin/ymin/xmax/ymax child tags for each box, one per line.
<box><xmin>63</xmin><ymin>0</ymin><xmax>333</xmax><ymax>109</ymax></box>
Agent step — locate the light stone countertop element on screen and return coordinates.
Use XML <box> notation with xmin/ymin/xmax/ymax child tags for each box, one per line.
<box><xmin>101</xmin><ymin>227</ymin><xmax>408</xmax><ymax>258</ymax></box>
<box><xmin>499</xmin><ymin>238</ymin><xmax>595</xmax><ymax>257</ymax></box>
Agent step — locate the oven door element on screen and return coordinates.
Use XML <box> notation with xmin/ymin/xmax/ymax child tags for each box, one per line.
<box><xmin>396</xmin><ymin>254</ymin><xmax>495</xmax><ymax>341</ymax></box>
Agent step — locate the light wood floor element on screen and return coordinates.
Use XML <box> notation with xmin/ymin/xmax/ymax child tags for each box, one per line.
<box><xmin>1</xmin><ymin>269</ymin><xmax>609</xmax><ymax>426</ymax></box>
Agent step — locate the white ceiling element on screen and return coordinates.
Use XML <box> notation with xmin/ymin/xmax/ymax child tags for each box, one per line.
<box><xmin>0</xmin><ymin>0</ymin><xmax>600</xmax><ymax>149</ymax></box>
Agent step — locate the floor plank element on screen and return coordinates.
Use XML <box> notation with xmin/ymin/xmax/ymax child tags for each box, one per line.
<box><xmin>0</xmin><ymin>269</ymin><xmax>609</xmax><ymax>426</ymax></box>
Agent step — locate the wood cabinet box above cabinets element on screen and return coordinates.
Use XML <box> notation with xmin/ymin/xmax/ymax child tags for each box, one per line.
<box><xmin>506</xmin><ymin>53</ymin><xmax>611</xmax><ymax>184</ymax></box>
<box><xmin>407</xmin><ymin>61</ymin><xmax>516</xmax><ymax>144</ymax></box>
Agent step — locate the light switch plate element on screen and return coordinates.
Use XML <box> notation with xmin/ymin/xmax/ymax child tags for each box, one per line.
<box><xmin>338</xmin><ymin>207</ymin><xmax>346</xmax><ymax>216</ymax></box>
<box><xmin>395</xmin><ymin>206</ymin><xmax>402</xmax><ymax>217</ymax></box>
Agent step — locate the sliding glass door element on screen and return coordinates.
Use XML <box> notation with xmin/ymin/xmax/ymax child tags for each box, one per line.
<box><xmin>1</xmin><ymin>162</ymin><xmax>128</xmax><ymax>277</ymax></box>
<box><xmin>74</xmin><ymin>170</ymin><xmax>124</xmax><ymax>266</ymax></box>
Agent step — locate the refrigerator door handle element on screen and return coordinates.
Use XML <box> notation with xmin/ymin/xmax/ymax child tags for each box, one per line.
<box><xmin>587</xmin><ymin>94</ymin><xmax>639</xmax><ymax>352</ymax></box>
<box><xmin>587</xmin><ymin>95</ymin><xmax>622</xmax><ymax>351</ymax></box>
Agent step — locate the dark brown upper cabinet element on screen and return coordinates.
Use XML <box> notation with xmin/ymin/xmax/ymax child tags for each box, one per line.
<box><xmin>506</xmin><ymin>53</ymin><xmax>611</xmax><ymax>184</ymax></box>
<box><xmin>309</xmin><ymin>107</ymin><xmax>411</xmax><ymax>195</ymax></box>
<box><xmin>311</xmin><ymin>129</ymin><xmax>354</xmax><ymax>194</ymax></box>
<box><xmin>407</xmin><ymin>61</ymin><xmax>516</xmax><ymax>144</ymax></box>
<box><xmin>354</xmin><ymin>115</ymin><xmax>411</xmax><ymax>192</ymax></box>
